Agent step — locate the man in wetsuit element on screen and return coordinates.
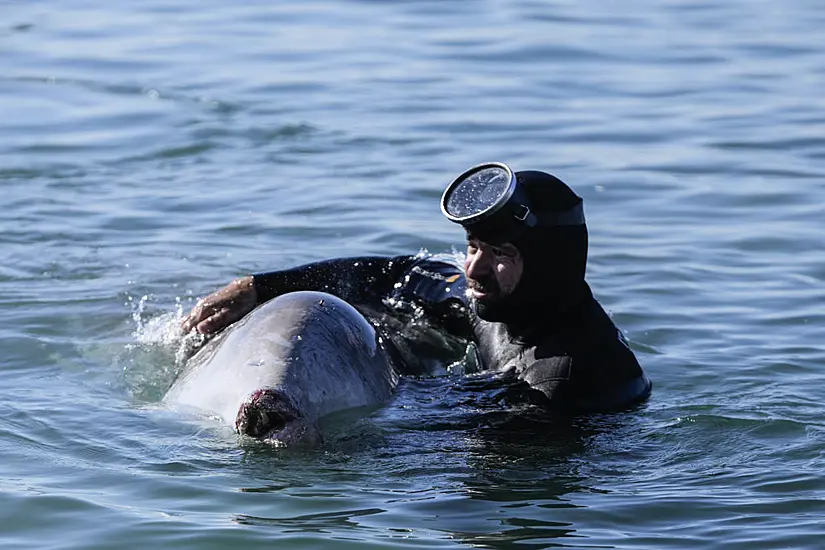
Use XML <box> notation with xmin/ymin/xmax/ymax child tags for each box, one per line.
<box><xmin>182</xmin><ymin>162</ymin><xmax>651</xmax><ymax>412</ymax></box>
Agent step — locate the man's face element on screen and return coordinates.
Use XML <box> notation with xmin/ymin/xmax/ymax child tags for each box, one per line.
<box><xmin>464</xmin><ymin>238</ymin><xmax>524</xmax><ymax>305</ymax></box>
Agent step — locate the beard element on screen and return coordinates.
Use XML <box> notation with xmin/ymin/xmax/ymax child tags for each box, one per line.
<box><xmin>470</xmin><ymin>275</ymin><xmax>521</xmax><ymax>323</ymax></box>
<box><xmin>474</xmin><ymin>298</ymin><xmax>513</xmax><ymax>322</ymax></box>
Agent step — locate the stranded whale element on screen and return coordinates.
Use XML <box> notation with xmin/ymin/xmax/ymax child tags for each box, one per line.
<box><xmin>164</xmin><ymin>291</ymin><xmax>399</xmax><ymax>445</ymax></box>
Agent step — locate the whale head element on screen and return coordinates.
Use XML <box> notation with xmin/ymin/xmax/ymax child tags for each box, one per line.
<box><xmin>234</xmin><ymin>388</ymin><xmax>322</xmax><ymax>447</ymax></box>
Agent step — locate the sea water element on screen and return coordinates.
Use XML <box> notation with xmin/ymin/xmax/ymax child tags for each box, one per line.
<box><xmin>2</xmin><ymin>1</ymin><xmax>824</xmax><ymax>548</ymax></box>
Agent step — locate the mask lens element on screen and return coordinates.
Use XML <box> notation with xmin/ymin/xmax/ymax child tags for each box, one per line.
<box><xmin>444</xmin><ymin>165</ymin><xmax>512</xmax><ymax>219</ymax></box>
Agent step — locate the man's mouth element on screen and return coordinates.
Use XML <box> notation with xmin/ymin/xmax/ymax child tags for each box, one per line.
<box><xmin>468</xmin><ymin>280</ymin><xmax>500</xmax><ymax>301</ymax></box>
<box><xmin>470</xmin><ymin>288</ymin><xmax>492</xmax><ymax>300</ymax></box>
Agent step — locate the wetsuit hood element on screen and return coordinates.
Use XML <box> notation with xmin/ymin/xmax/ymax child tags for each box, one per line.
<box><xmin>471</xmin><ymin>170</ymin><xmax>590</xmax><ymax>327</ymax></box>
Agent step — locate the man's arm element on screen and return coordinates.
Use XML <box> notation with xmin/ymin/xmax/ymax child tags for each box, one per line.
<box><xmin>181</xmin><ymin>255</ymin><xmax>417</xmax><ymax>334</ymax></box>
<box><xmin>253</xmin><ymin>255</ymin><xmax>417</xmax><ymax>309</ymax></box>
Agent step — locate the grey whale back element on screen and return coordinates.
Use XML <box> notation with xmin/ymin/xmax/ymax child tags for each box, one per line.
<box><xmin>164</xmin><ymin>291</ymin><xmax>399</xmax><ymax>444</ymax></box>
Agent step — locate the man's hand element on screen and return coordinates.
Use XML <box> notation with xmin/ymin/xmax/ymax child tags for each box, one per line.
<box><xmin>181</xmin><ymin>276</ymin><xmax>257</xmax><ymax>334</ymax></box>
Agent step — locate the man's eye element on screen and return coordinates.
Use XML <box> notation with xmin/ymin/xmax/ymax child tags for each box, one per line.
<box><xmin>492</xmin><ymin>246</ymin><xmax>517</xmax><ymax>258</ymax></box>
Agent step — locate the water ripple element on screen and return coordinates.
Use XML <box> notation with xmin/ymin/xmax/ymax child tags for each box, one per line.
<box><xmin>2</xmin><ymin>0</ymin><xmax>825</xmax><ymax>547</ymax></box>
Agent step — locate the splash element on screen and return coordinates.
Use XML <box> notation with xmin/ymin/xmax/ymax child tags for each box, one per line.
<box><xmin>129</xmin><ymin>294</ymin><xmax>206</xmax><ymax>365</ymax></box>
<box><xmin>122</xmin><ymin>293</ymin><xmax>209</xmax><ymax>402</ymax></box>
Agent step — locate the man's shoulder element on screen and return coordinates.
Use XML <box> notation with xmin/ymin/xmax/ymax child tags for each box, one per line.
<box><xmin>407</xmin><ymin>253</ymin><xmax>465</xmax><ymax>277</ymax></box>
<box><xmin>566</xmin><ymin>296</ymin><xmax>632</xmax><ymax>349</ymax></box>
<box><xmin>395</xmin><ymin>254</ymin><xmax>467</xmax><ymax>304</ymax></box>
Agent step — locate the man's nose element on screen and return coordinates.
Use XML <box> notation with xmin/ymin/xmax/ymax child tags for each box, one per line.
<box><xmin>466</xmin><ymin>247</ymin><xmax>492</xmax><ymax>279</ymax></box>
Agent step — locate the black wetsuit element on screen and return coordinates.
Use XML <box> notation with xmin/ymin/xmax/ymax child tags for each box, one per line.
<box><xmin>252</xmin><ymin>254</ymin><xmax>651</xmax><ymax>413</ymax></box>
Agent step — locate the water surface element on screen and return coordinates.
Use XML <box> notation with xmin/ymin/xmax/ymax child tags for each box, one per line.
<box><xmin>2</xmin><ymin>0</ymin><xmax>825</xmax><ymax>548</ymax></box>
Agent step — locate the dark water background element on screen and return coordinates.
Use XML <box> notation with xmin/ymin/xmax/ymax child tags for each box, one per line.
<box><xmin>2</xmin><ymin>0</ymin><xmax>825</xmax><ymax>548</ymax></box>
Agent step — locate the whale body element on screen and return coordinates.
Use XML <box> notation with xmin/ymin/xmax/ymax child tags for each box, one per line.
<box><xmin>164</xmin><ymin>291</ymin><xmax>399</xmax><ymax>445</ymax></box>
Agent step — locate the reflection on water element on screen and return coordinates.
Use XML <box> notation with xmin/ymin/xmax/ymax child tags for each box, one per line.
<box><xmin>225</xmin><ymin>372</ymin><xmax>641</xmax><ymax>549</ymax></box>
